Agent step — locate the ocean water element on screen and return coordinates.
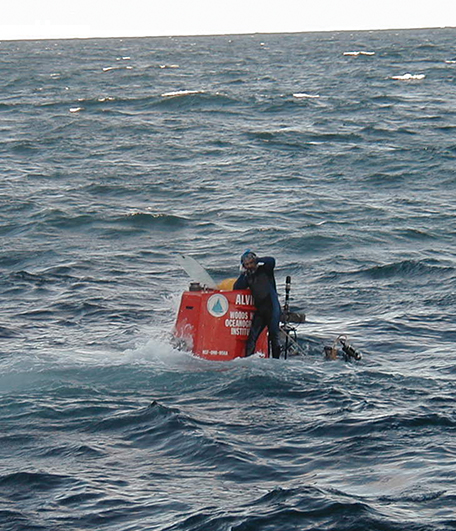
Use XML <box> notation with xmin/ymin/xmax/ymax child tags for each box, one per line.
<box><xmin>1</xmin><ymin>27</ymin><xmax>456</xmax><ymax>530</ymax></box>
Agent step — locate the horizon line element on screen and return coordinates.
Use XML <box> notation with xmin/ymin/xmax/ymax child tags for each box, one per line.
<box><xmin>1</xmin><ymin>25</ymin><xmax>454</xmax><ymax>43</ymax></box>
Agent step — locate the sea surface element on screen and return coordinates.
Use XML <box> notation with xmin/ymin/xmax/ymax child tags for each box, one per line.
<box><xmin>1</xmin><ymin>28</ymin><xmax>456</xmax><ymax>530</ymax></box>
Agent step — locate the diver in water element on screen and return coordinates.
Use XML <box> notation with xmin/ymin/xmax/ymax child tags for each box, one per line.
<box><xmin>234</xmin><ymin>250</ymin><xmax>281</xmax><ymax>359</ymax></box>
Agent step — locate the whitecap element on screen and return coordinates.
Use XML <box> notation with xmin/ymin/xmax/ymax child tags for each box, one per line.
<box><xmin>161</xmin><ymin>90</ymin><xmax>204</xmax><ymax>98</ymax></box>
<box><xmin>102</xmin><ymin>66</ymin><xmax>131</xmax><ymax>73</ymax></box>
<box><xmin>445</xmin><ymin>60</ymin><xmax>456</xmax><ymax>64</ymax></box>
<box><xmin>293</xmin><ymin>93</ymin><xmax>320</xmax><ymax>99</ymax></box>
<box><xmin>159</xmin><ymin>64</ymin><xmax>180</xmax><ymax>69</ymax></box>
<box><xmin>69</xmin><ymin>107</ymin><xmax>83</xmax><ymax>113</ymax></box>
<box><xmin>391</xmin><ymin>73</ymin><xmax>426</xmax><ymax>80</ymax></box>
<box><xmin>343</xmin><ymin>51</ymin><xmax>375</xmax><ymax>56</ymax></box>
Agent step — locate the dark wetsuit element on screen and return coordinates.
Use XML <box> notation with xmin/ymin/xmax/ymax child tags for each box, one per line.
<box><xmin>233</xmin><ymin>256</ymin><xmax>281</xmax><ymax>359</ymax></box>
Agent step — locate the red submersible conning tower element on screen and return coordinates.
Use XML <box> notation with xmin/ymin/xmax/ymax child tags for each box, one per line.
<box><xmin>173</xmin><ymin>282</ymin><xmax>268</xmax><ymax>360</ymax></box>
<box><xmin>172</xmin><ymin>253</ymin><xmax>307</xmax><ymax>361</ymax></box>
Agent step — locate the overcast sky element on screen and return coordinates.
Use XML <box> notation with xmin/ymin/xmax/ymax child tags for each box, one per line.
<box><xmin>2</xmin><ymin>0</ymin><xmax>456</xmax><ymax>40</ymax></box>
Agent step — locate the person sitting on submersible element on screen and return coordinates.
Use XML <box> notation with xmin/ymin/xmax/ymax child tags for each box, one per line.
<box><xmin>234</xmin><ymin>250</ymin><xmax>281</xmax><ymax>359</ymax></box>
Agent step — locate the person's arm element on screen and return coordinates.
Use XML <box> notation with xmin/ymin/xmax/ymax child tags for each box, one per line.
<box><xmin>233</xmin><ymin>274</ymin><xmax>248</xmax><ymax>290</ymax></box>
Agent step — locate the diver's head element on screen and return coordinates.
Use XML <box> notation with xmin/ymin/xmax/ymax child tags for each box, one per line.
<box><xmin>241</xmin><ymin>250</ymin><xmax>258</xmax><ymax>272</ymax></box>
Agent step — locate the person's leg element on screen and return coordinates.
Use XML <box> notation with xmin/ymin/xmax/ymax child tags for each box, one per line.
<box><xmin>245</xmin><ymin>312</ymin><xmax>266</xmax><ymax>357</ymax></box>
<box><xmin>268</xmin><ymin>299</ymin><xmax>282</xmax><ymax>359</ymax></box>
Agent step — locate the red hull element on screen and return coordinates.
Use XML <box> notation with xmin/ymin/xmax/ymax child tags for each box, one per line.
<box><xmin>173</xmin><ymin>288</ymin><xmax>268</xmax><ymax>360</ymax></box>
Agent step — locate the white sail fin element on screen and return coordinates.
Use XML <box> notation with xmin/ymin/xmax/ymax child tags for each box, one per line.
<box><xmin>176</xmin><ymin>253</ymin><xmax>217</xmax><ymax>289</ymax></box>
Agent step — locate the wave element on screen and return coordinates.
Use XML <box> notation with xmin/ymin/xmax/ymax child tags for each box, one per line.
<box><xmin>213</xmin><ymin>367</ymin><xmax>312</xmax><ymax>401</ymax></box>
<box><xmin>160</xmin><ymin>482</ymin><xmax>448</xmax><ymax>531</ymax></box>
<box><xmin>309</xmin><ymin>408</ymin><xmax>456</xmax><ymax>440</ymax></box>
<box><xmin>358</xmin><ymin>259</ymin><xmax>454</xmax><ymax>280</ymax></box>
<box><xmin>161</xmin><ymin>90</ymin><xmax>204</xmax><ymax>98</ymax></box>
<box><xmin>0</xmin><ymin>325</ymin><xmax>19</xmax><ymax>338</ymax></box>
<box><xmin>167</xmin><ymin>488</ymin><xmax>373</xmax><ymax>531</ymax></box>
<box><xmin>293</xmin><ymin>93</ymin><xmax>321</xmax><ymax>99</ymax></box>
<box><xmin>17</xmin><ymin>207</ymin><xmax>189</xmax><ymax>234</ymax></box>
<box><xmin>391</xmin><ymin>73</ymin><xmax>426</xmax><ymax>81</ymax></box>
<box><xmin>98</xmin><ymin>400</ymin><xmax>282</xmax><ymax>480</ymax></box>
<box><xmin>59</xmin><ymin>91</ymin><xmax>241</xmax><ymax>114</ymax></box>
<box><xmin>245</xmin><ymin>128</ymin><xmax>361</xmax><ymax>150</ymax></box>
<box><xmin>0</xmin><ymin>470</ymin><xmax>74</xmax><ymax>490</ymax></box>
<box><xmin>343</xmin><ymin>51</ymin><xmax>375</xmax><ymax>57</ymax></box>
<box><xmin>5</xmin><ymin>89</ymin><xmax>240</xmax><ymax>117</ymax></box>
<box><xmin>394</xmin><ymin>227</ymin><xmax>438</xmax><ymax>241</ymax></box>
<box><xmin>115</xmin><ymin>211</ymin><xmax>189</xmax><ymax>229</ymax></box>
<box><xmin>8</xmin><ymin>140</ymin><xmax>41</xmax><ymax>155</ymax></box>
<box><xmin>101</xmin><ymin>65</ymin><xmax>133</xmax><ymax>73</ymax></box>
<box><xmin>359</xmin><ymin>124</ymin><xmax>418</xmax><ymax>137</ymax></box>
<box><xmin>255</xmin><ymin>94</ymin><xmax>325</xmax><ymax>114</ymax></box>
<box><xmin>322</xmin><ymin>259</ymin><xmax>455</xmax><ymax>283</ymax></box>
<box><xmin>156</xmin><ymin>90</ymin><xmax>239</xmax><ymax>111</ymax></box>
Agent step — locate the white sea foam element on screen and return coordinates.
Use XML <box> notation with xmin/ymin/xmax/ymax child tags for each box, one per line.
<box><xmin>159</xmin><ymin>64</ymin><xmax>180</xmax><ymax>69</ymax></box>
<box><xmin>343</xmin><ymin>51</ymin><xmax>375</xmax><ymax>56</ymax></box>
<box><xmin>161</xmin><ymin>90</ymin><xmax>204</xmax><ymax>98</ymax></box>
<box><xmin>293</xmin><ymin>93</ymin><xmax>320</xmax><ymax>99</ymax></box>
<box><xmin>69</xmin><ymin>107</ymin><xmax>83</xmax><ymax>113</ymax></box>
<box><xmin>391</xmin><ymin>73</ymin><xmax>426</xmax><ymax>80</ymax></box>
<box><xmin>102</xmin><ymin>66</ymin><xmax>132</xmax><ymax>72</ymax></box>
<box><xmin>122</xmin><ymin>337</ymin><xmax>193</xmax><ymax>367</ymax></box>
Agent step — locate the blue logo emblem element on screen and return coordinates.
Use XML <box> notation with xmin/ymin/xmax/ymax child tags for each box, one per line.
<box><xmin>207</xmin><ymin>294</ymin><xmax>229</xmax><ymax>317</ymax></box>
